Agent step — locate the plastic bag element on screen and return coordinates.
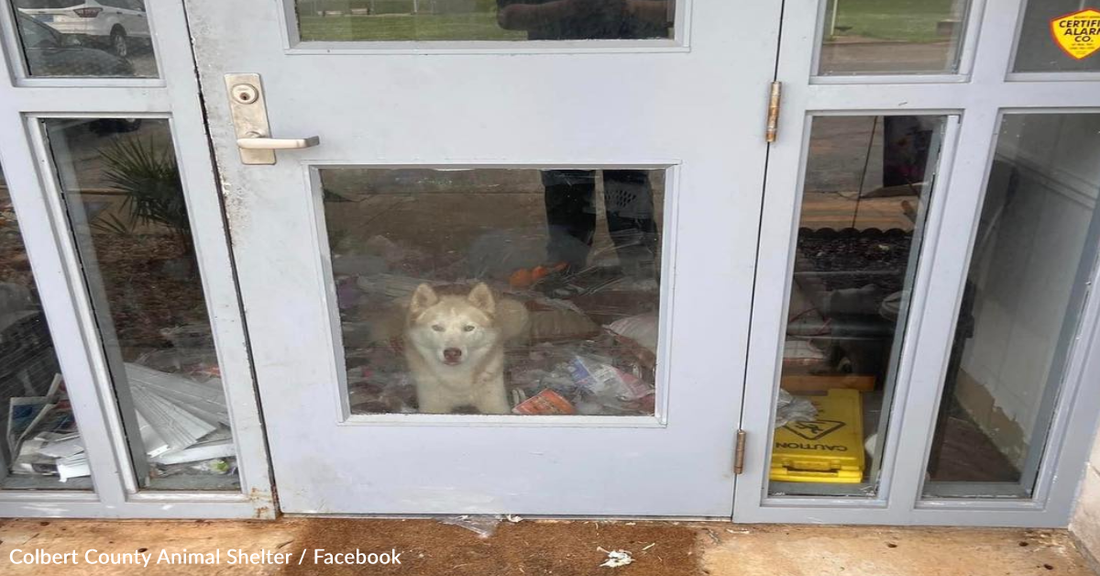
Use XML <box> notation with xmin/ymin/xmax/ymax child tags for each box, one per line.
<box><xmin>775</xmin><ymin>389</ymin><xmax>817</xmax><ymax>428</ymax></box>
<box><xmin>439</xmin><ymin>515</ymin><xmax>501</xmax><ymax>538</ymax></box>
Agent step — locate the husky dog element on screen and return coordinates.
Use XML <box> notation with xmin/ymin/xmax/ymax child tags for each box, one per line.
<box><xmin>405</xmin><ymin>283</ymin><xmax>526</xmax><ymax>414</ymax></box>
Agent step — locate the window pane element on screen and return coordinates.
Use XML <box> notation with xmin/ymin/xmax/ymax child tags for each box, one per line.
<box><xmin>1013</xmin><ymin>1</ymin><xmax>1100</xmax><ymax>73</ymax></box>
<box><xmin>818</xmin><ymin>0</ymin><xmax>970</xmax><ymax>75</ymax></box>
<box><xmin>323</xmin><ymin>168</ymin><xmax>662</xmax><ymax>417</ymax></box>
<box><xmin>295</xmin><ymin>0</ymin><xmax>674</xmax><ymax>42</ymax></box>
<box><xmin>0</xmin><ymin>163</ymin><xmax>92</xmax><ymax>490</ymax></box>
<box><xmin>44</xmin><ymin>118</ymin><xmax>237</xmax><ymax>490</ymax></box>
<box><xmin>10</xmin><ymin>0</ymin><xmax>157</xmax><ymax>77</ymax></box>
<box><xmin>924</xmin><ymin>114</ymin><xmax>1100</xmax><ymax>499</ymax></box>
<box><xmin>769</xmin><ymin>116</ymin><xmax>946</xmax><ymax>497</ymax></box>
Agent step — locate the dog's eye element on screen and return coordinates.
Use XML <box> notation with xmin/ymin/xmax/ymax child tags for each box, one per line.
<box><xmin>431</xmin><ymin>325</ymin><xmax>444</xmax><ymax>332</ymax></box>
<box><xmin>463</xmin><ymin>325</ymin><xmax>476</xmax><ymax>332</ymax></box>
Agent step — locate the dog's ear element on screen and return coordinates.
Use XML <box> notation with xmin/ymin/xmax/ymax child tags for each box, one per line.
<box><xmin>409</xmin><ymin>284</ymin><xmax>439</xmax><ymax>316</ymax></box>
<box><xmin>467</xmin><ymin>282</ymin><xmax>496</xmax><ymax>314</ymax></box>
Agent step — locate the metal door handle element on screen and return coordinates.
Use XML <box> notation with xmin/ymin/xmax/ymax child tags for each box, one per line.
<box><xmin>224</xmin><ymin>73</ymin><xmax>319</xmax><ymax>165</ymax></box>
<box><xmin>237</xmin><ymin>132</ymin><xmax>320</xmax><ymax>150</ymax></box>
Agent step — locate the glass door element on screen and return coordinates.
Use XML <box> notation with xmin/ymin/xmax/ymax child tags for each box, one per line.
<box><xmin>0</xmin><ymin>0</ymin><xmax>271</xmax><ymax>518</ymax></box>
<box><xmin>185</xmin><ymin>0</ymin><xmax>781</xmax><ymax>515</ymax></box>
<box><xmin>739</xmin><ymin>0</ymin><xmax>1100</xmax><ymax>526</ymax></box>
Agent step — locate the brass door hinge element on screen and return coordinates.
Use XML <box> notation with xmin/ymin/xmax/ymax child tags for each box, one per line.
<box><xmin>733</xmin><ymin>430</ymin><xmax>747</xmax><ymax>474</ymax></box>
<box><xmin>765</xmin><ymin>81</ymin><xmax>782</xmax><ymax>143</ymax></box>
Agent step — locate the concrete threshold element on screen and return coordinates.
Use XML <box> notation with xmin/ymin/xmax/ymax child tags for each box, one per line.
<box><xmin>0</xmin><ymin>518</ymin><xmax>1095</xmax><ymax>575</ymax></box>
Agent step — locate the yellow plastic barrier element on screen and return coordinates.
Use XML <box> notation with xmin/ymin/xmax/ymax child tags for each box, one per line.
<box><xmin>770</xmin><ymin>389</ymin><xmax>866</xmax><ymax>484</ymax></box>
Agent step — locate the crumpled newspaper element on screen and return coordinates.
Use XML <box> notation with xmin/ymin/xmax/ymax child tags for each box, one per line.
<box><xmin>775</xmin><ymin>389</ymin><xmax>817</xmax><ymax>428</ymax></box>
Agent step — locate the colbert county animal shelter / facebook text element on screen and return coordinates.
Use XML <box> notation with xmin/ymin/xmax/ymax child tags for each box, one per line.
<box><xmin>8</xmin><ymin>547</ymin><xmax>403</xmax><ymax>567</ymax></box>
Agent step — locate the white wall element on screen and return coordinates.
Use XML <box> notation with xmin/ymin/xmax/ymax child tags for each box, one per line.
<box><xmin>957</xmin><ymin>114</ymin><xmax>1100</xmax><ymax>467</ymax></box>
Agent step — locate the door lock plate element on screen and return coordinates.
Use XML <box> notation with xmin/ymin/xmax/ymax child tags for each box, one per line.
<box><xmin>225</xmin><ymin>73</ymin><xmax>276</xmax><ymax>165</ymax></box>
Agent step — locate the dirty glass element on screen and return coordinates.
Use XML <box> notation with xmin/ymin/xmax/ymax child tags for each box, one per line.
<box><xmin>322</xmin><ymin>168</ymin><xmax>663</xmax><ymax>416</ymax></box>
<box><xmin>923</xmin><ymin>113</ymin><xmax>1100</xmax><ymax>499</ymax></box>
<box><xmin>43</xmin><ymin>118</ymin><xmax>238</xmax><ymax>491</ymax></box>
<box><xmin>1013</xmin><ymin>0</ymin><xmax>1100</xmax><ymax>73</ymax></box>
<box><xmin>817</xmin><ymin>0</ymin><xmax>970</xmax><ymax>75</ymax></box>
<box><xmin>295</xmin><ymin>0</ymin><xmax>674</xmax><ymax>42</ymax></box>
<box><xmin>0</xmin><ymin>162</ymin><xmax>92</xmax><ymax>490</ymax></box>
<box><xmin>768</xmin><ymin>115</ymin><xmax>946</xmax><ymax>498</ymax></box>
<box><xmin>10</xmin><ymin>0</ymin><xmax>158</xmax><ymax>78</ymax></box>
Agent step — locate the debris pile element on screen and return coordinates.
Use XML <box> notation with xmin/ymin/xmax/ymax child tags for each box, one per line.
<box><xmin>7</xmin><ymin>362</ymin><xmax>236</xmax><ymax>483</ymax></box>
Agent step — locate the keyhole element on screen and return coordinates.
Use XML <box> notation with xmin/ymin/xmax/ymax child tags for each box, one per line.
<box><xmin>231</xmin><ymin>84</ymin><xmax>260</xmax><ymax>105</ymax></box>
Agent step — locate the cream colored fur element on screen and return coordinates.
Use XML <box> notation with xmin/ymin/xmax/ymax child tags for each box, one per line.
<box><xmin>404</xmin><ymin>283</ymin><xmax>528</xmax><ymax>414</ymax></box>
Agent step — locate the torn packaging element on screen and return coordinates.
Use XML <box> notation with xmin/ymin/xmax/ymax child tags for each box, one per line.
<box><xmin>567</xmin><ymin>355</ymin><xmax>652</xmax><ymax>401</ymax></box>
<box><xmin>512</xmin><ymin>389</ymin><xmax>576</xmax><ymax>415</ymax></box>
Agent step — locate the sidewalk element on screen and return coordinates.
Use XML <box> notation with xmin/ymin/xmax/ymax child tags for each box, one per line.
<box><xmin>0</xmin><ymin>518</ymin><xmax>1094</xmax><ymax>575</ymax></box>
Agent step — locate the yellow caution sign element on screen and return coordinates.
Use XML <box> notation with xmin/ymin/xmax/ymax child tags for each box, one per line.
<box><xmin>1051</xmin><ymin>9</ymin><xmax>1100</xmax><ymax>60</ymax></box>
<box><xmin>770</xmin><ymin>389</ymin><xmax>866</xmax><ymax>484</ymax></box>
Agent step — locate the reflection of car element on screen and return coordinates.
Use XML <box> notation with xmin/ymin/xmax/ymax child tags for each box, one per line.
<box><xmin>14</xmin><ymin>0</ymin><xmax>149</xmax><ymax>58</ymax></box>
<box><xmin>16</xmin><ymin>13</ymin><xmax>134</xmax><ymax>76</ymax></box>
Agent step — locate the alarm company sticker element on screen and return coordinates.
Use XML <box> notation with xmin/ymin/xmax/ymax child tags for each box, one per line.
<box><xmin>1051</xmin><ymin>8</ymin><xmax>1100</xmax><ymax>60</ymax></box>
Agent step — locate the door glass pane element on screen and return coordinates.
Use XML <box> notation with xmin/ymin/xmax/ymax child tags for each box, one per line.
<box><xmin>769</xmin><ymin>115</ymin><xmax>946</xmax><ymax>497</ymax></box>
<box><xmin>10</xmin><ymin>0</ymin><xmax>157</xmax><ymax>77</ymax></box>
<box><xmin>295</xmin><ymin>0</ymin><xmax>674</xmax><ymax>42</ymax></box>
<box><xmin>1013</xmin><ymin>1</ymin><xmax>1100</xmax><ymax>73</ymax></box>
<box><xmin>818</xmin><ymin>0</ymin><xmax>970</xmax><ymax>75</ymax></box>
<box><xmin>924</xmin><ymin>113</ymin><xmax>1100</xmax><ymax>499</ymax></box>
<box><xmin>43</xmin><ymin>118</ymin><xmax>238</xmax><ymax>491</ymax></box>
<box><xmin>322</xmin><ymin>168</ymin><xmax>663</xmax><ymax>416</ymax></box>
<box><xmin>0</xmin><ymin>163</ymin><xmax>92</xmax><ymax>490</ymax></box>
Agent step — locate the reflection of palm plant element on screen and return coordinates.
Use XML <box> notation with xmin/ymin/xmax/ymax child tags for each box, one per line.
<box><xmin>90</xmin><ymin>212</ymin><xmax>137</xmax><ymax>237</ymax></box>
<box><xmin>99</xmin><ymin>138</ymin><xmax>190</xmax><ymax>242</ymax></box>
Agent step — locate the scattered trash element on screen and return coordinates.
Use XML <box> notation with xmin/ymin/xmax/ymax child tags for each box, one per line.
<box><xmin>7</xmin><ymin>375</ymin><xmax>81</xmax><ymax>479</ymax></box>
<box><xmin>505</xmin><ymin>514</ymin><xmax>523</xmax><ymax>523</ymax></box>
<box><xmin>606</xmin><ymin>313</ymin><xmax>659</xmax><ymax>354</ymax></box>
<box><xmin>774</xmin><ymin>389</ymin><xmax>818</xmax><ymax>428</ymax></box>
<box><xmin>439</xmin><ymin>515</ymin><xmax>501</xmax><ymax>538</ymax></box>
<box><xmin>641</xmin><ymin>543</ymin><xmax>656</xmax><ymax>551</ymax></box>
<box><xmin>598</xmin><ymin>548</ymin><xmax>634</xmax><ymax>568</ymax></box>
<box><xmin>331</xmin><ymin>231</ymin><xmax>663</xmax><ymax>417</ymax></box>
<box><xmin>6</xmin><ymin>355</ymin><xmax>238</xmax><ymax>482</ymax></box>
<box><xmin>125</xmin><ymin>362</ymin><xmax>238</xmax><ymax>479</ymax></box>
<box><xmin>512</xmin><ymin>389</ymin><xmax>576</xmax><ymax>415</ymax></box>
<box><xmin>567</xmin><ymin>355</ymin><xmax>651</xmax><ymax>401</ymax></box>
<box><xmin>864</xmin><ymin>432</ymin><xmax>878</xmax><ymax>455</ymax></box>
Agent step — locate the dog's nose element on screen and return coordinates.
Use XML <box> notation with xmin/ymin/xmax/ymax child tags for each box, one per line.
<box><xmin>444</xmin><ymin>348</ymin><xmax>462</xmax><ymax>362</ymax></box>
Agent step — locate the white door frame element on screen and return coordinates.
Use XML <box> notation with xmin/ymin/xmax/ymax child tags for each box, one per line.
<box><xmin>736</xmin><ymin>0</ymin><xmax>1100</xmax><ymax>527</ymax></box>
<box><xmin>0</xmin><ymin>0</ymin><xmax>273</xmax><ymax>519</ymax></box>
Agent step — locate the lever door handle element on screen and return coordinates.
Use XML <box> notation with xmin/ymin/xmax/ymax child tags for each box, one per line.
<box><xmin>224</xmin><ymin>74</ymin><xmax>319</xmax><ymax>164</ymax></box>
<box><xmin>237</xmin><ymin>132</ymin><xmax>320</xmax><ymax>150</ymax></box>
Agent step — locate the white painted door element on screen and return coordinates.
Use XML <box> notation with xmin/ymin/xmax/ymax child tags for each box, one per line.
<box><xmin>185</xmin><ymin>0</ymin><xmax>780</xmax><ymax>516</ymax></box>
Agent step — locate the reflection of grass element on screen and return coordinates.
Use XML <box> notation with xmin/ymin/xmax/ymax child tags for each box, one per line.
<box><xmin>299</xmin><ymin>13</ymin><xmax>527</xmax><ymax>41</ymax></box>
<box><xmin>832</xmin><ymin>0</ymin><xmax>958</xmax><ymax>43</ymax></box>
<box><xmin>297</xmin><ymin>0</ymin><xmax>498</xmax><ymax>15</ymax></box>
